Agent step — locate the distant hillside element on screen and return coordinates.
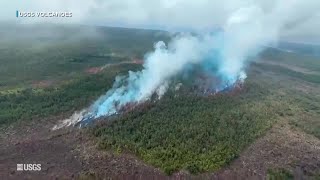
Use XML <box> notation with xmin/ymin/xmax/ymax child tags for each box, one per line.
<box><xmin>275</xmin><ymin>41</ymin><xmax>320</xmax><ymax>57</ymax></box>
<box><xmin>0</xmin><ymin>24</ymin><xmax>170</xmax><ymax>88</ymax></box>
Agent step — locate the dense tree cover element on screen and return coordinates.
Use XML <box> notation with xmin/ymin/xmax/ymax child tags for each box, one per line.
<box><xmin>0</xmin><ymin>64</ymin><xmax>141</xmax><ymax>126</ymax></box>
<box><xmin>93</xmin><ymin>81</ymin><xmax>289</xmax><ymax>174</ymax></box>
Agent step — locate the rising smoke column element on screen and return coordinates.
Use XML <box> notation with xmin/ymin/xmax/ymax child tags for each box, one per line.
<box><xmin>53</xmin><ymin>5</ymin><xmax>275</xmax><ymax>128</ymax></box>
<box><xmin>53</xmin><ymin>0</ymin><xmax>319</xmax><ymax>128</ymax></box>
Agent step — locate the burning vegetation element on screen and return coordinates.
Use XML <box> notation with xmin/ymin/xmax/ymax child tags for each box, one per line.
<box><xmin>94</xmin><ymin>77</ymin><xmax>246</xmax><ymax>120</ymax></box>
<box><xmin>92</xmin><ymin>79</ymin><xmax>287</xmax><ymax>175</ymax></box>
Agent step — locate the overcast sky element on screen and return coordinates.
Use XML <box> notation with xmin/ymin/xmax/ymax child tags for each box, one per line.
<box><xmin>1</xmin><ymin>0</ymin><xmax>320</xmax><ymax>43</ymax></box>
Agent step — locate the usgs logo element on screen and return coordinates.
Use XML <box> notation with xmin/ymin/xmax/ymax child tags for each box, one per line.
<box><xmin>17</xmin><ymin>164</ymin><xmax>41</xmax><ymax>171</ymax></box>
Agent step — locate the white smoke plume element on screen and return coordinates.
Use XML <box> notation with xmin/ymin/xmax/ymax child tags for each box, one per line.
<box><xmin>59</xmin><ymin>5</ymin><xmax>270</xmax><ymax>127</ymax></box>
<box><xmin>40</xmin><ymin>0</ymin><xmax>319</xmax><ymax>128</ymax></box>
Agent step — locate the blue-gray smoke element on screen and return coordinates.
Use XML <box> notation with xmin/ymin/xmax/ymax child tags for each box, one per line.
<box><xmin>50</xmin><ymin>1</ymin><xmax>320</xmax><ymax>130</ymax></box>
<box><xmin>76</xmin><ymin>7</ymin><xmax>271</xmax><ymax>123</ymax></box>
<box><xmin>53</xmin><ymin>6</ymin><xmax>277</xmax><ymax>129</ymax></box>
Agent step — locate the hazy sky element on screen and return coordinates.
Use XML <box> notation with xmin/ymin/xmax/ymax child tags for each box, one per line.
<box><xmin>1</xmin><ymin>0</ymin><xmax>320</xmax><ymax>43</ymax></box>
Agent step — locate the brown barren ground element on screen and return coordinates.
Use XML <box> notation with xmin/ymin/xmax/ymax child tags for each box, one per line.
<box><xmin>0</xmin><ymin>116</ymin><xmax>319</xmax><ymax>180</ymax></box>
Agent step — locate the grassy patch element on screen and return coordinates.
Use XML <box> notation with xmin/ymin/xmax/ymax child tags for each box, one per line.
<box><xmin>260</xmin><ymin>48</ymin><xmax>320</xmax><ymax>72</ymax></box>
<box><xmin>255</xmin><ymin>63</ymin><xmax>320</xmax><ymax>84</ymax></box>
<box><xmin>78</xmin><ymin>171</ymin><xmax>100</xmax><ymax>180</ymax></box>
<box><xmin>254</xmin><ymin>52</ymin><xmax>320</xmax><ymax>139</ymax></box>
<box><xmin>267</xmin><ymin>168</ymin><xmax>294</xmax><ymax>180</ymax></box>
<box><xmin>287</xmin><ymin>92</ymin><xmax>320</xmax><ymax>139</ymax></box>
